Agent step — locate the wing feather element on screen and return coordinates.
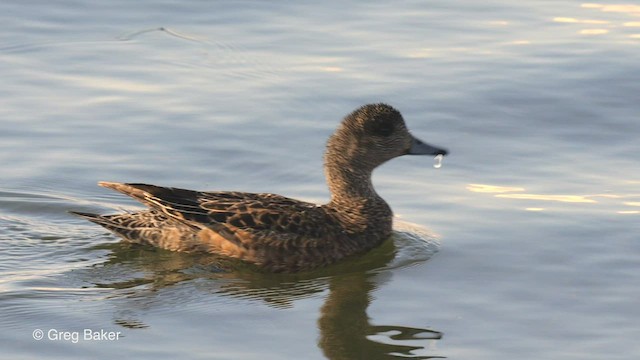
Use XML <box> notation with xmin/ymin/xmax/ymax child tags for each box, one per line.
<box><xmin>97</xmin><ymin>182</ymin><xmax>341</xmax><ymax>249</ymax></box>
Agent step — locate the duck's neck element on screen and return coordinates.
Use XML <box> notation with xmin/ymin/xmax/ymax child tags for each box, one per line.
<box><xmin>325</xmin><ymin>163</ymin><xmax>377</xmax><ymax>203</ymax></box>
<box><xmin>324</xmin><ymin>160</ymin><xmax>391</xmax><ymax>212</ymax></box>
<box><xmin>322</xmin><ymin>129</ymin><xmax>393</xmax><ymax>230</ymax></box>
<box><xmin>323</xmin><ymin>162</ymin><xmax>393</xmax><ymax>237</ymax></box>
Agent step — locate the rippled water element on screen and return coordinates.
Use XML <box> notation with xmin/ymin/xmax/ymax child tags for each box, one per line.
<box><xmin>1</xmin><ymin>1</ymin><xmax>639</xmax><ymax>359</ymax></box>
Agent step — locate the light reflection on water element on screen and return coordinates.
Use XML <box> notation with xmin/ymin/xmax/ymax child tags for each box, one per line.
<box><xmin>467</xmin><ymin>183</ymin><xmax>640</xmax><ymax>214</ymax></box>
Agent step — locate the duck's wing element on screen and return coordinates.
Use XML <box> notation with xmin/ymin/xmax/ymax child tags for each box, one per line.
<box><xmin>97</xmin><ymin>182</ymin><xmax>337</xmax><ymax>248</ymax></box>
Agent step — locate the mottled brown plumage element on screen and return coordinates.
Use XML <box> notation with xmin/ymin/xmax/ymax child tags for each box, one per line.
<box><xmin>72</xmin><ymin>103</ymin><xmax>447</xmax><ymax>272</ymax></box>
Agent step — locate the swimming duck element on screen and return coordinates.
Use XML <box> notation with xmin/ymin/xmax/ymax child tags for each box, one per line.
<box><xmin>72</xmin><ymin>103</ymin><xmax>447</xmax><ymax>272</ymax></box>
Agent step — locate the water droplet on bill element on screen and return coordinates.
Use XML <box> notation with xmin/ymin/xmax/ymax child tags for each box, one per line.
<box><xmin>433</xmin><ymin>154</ymin><xmax>443</xmax><ymax>169</ymax></box>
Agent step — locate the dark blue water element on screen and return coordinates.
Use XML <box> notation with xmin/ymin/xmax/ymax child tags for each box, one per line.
<box><xmin>1</xmin><ymin>1</ymin><xmax>639</xmax><ymax>359</ymax></box>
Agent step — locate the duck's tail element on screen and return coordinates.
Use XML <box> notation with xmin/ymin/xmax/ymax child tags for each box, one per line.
<box><xmin>69</xmin><ymin>211</ymin><xmax>111</xmax><ymax>225</ymax></box>
<box><xmin>69</xmin><ymin>210</ymin><xmax>142</xmax><ymax>241</ymax></box>
<box><xmin>70</xmin><ymin>210</ymin><xmax>201</xmax><ymax>251</ymax></box>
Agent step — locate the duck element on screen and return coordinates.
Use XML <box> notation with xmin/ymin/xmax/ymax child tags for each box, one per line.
<box><xmin>71</xmin><ymin>103</ymin><xmax>447</xmax><ymax>272</ymax></box>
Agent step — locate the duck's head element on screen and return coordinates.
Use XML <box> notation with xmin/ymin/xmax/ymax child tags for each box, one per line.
<box><xmin>325</xmin><ymin>103</ymin><xmax>448</xmax><ymax>171</ymax></box>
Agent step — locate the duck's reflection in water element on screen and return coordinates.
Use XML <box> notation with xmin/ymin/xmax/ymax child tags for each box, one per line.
<box><xmin>84</xmin><ymin>229</ymin><xmax>443</xmax><ymax>359</ymax></box>
<box><xmin>319</xmin><ymin>271</ymin><xmax>442</xmax><ymax>359</ymax></box>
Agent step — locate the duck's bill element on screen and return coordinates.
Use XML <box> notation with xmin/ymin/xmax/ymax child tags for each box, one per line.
<box><xmin>407</xmin><ymin>136</ymin><xmax>448</xmax><ymax>156</ymax></box>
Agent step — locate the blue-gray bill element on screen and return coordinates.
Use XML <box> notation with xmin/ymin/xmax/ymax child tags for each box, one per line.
<box><xmin>407</xmin><ymin>136</ymin><xmax>448</xmax><ymax>156</ymax></box>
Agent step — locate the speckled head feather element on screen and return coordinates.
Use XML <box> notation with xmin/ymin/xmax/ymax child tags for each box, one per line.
<box><xmin>71</xmin><ymin>103</ymin><xmax>448</xmax><ymax>272</ymax></box>
<box><xmin>325</xmin><ymin>103</ymin><xmax>413</xmax><ymax>171</ymax></box>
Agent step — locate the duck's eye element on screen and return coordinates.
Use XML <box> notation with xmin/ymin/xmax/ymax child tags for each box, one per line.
<box><xmin>374</xmin><ymin>121</ymin><xmax>395</xmax><ymax>137</ymax></box>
